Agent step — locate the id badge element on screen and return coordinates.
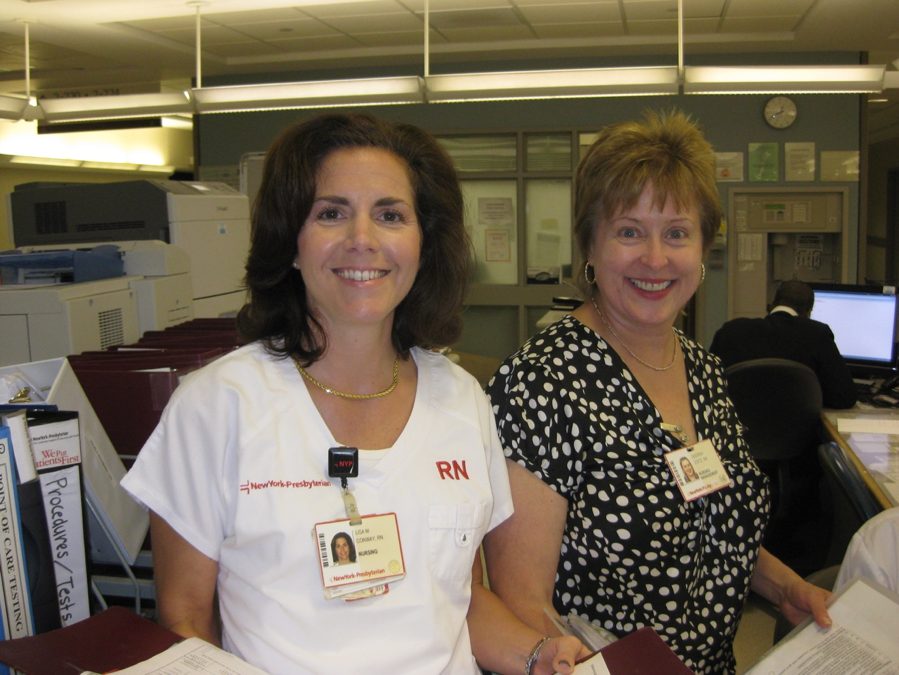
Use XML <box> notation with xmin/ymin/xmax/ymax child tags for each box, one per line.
<box><xmin>664</xmin><ymin>439</ymin><xmax>731</xmax><ymax>502</ymax></box>
<box><xmin>314</xmin><ymin>513</ymin><xmax>405</xmax><ymax>600</ymax></box>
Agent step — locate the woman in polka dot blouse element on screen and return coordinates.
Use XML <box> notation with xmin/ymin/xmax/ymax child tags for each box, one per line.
<box><xmin>483</xmin><ymin>110</ymin><xmax>832</xmax><ymax>675</ymax></box>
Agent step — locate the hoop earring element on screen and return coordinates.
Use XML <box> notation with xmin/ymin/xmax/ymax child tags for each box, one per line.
<box><xmin>584</xmin><ymin>262</ymin><xmax>596</xmax><ymax>285</ymax></box>
<box><xmin>700</xmin><ymin>262</ymin><xmax>706</xmax><ymax>285</ymax></box>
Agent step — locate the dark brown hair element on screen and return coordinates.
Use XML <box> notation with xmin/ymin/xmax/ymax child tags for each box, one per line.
<box><xmin>237</xmin><ymin>112</ymin><xmax>470</xmax><ymax>363</ymax></box>
<box><xmin>574</xmin><ymin>109</ymin><xmax>722</xmax><ymax>296</ymax></box>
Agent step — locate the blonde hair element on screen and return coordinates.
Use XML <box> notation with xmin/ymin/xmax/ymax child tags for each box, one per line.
<box><xmin>574</xmin><ymin>109</ymin><xmax>722</xmax><ymax>297</ymax></box>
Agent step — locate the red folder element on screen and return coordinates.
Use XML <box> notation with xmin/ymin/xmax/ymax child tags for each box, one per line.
<box><xmin>68</xmin><ymin>367</ymin><xmax>183</xmax><ymax>459</ymax></box>
<box><xmin>0</xmin><ymin>606</ymin><xmax>182</xmax><ymax>675</ymax></box>
<box><xmin>594</xmin><ymin>626</ymin><xmax>695</xmax><ymax>674</ymax></box>
<box><xmin>67</xmin><ymin>348</ymin><xmax>227</xmax><ymax>458</ymax></box>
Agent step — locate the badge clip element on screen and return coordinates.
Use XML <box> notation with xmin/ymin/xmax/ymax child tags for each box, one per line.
<box><xmin>329</xmin><ymin>447</ymin><xmax>362</xmax><ymax>525</ymax></box>
<box><xmin>328</xmin><ymin>447</ymin><xmax>359</xmax><ymax>479</ymax></box>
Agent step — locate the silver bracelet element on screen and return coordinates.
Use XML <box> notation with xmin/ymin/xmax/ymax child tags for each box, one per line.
<box><xmin>524</xmin><ymin>636</ymin><xmax>551</xmax><ymax>675</ymax></box>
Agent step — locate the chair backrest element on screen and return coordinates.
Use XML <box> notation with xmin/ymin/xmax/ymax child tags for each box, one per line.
<box><xmin>724</xmin><ymin>358</ymin><xmax>824</xmax><ymax>462</ymax></box>
<box><xmin>818</xmin><ymin>441</ymin><xmax>880</xmax><ymax>566</ymax></box>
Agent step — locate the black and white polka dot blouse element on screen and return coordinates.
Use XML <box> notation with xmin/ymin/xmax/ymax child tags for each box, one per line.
<box><xmin>486</xmin><ymin>315</ymin><xmax>770</xmax><ymax>675</ymax></box>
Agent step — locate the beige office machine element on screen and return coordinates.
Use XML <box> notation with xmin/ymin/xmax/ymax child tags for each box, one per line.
<box><xmin>727</xmin><ymin>187</ymin><xmax>850</xmax><ymax>320</ymax></box>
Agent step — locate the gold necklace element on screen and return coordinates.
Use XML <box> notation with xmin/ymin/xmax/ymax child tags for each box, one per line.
<box><xmin>591</xmin><ymin>296</ymin><xmax>679</xmax><ymax>371</ymax></box>
<box><xmin>293</xmin><ymin>355</ymin><xmax>400</xmax><ymax>400</ymax></box>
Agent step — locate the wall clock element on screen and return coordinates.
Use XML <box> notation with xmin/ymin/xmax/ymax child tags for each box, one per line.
<box><xmin>764</xmin><ymin>96</ymin><xmax>798</xmax><ymax>129</ymax></box>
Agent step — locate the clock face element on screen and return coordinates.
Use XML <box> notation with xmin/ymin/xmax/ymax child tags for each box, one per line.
<box><xmin>764</xmin><ymin>96</ymin><xmax>797</xmax><ymax>129</ymax></box>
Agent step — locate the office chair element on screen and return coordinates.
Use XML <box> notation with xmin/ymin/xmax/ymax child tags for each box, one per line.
<box><xmin>724</xmin><ymin>358</ymin><xmax>824</xmax><ymax>522</ymax></box>
<box><xmin>817</xmin><ymin>441</ymin><xmax>881</xmax><ymax>568</ymax></box>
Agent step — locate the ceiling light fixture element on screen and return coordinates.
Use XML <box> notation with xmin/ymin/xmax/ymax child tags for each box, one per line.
<box><xmin>138</xmin><ymin>164</ymin><xmax>176</xmax><ymax>173</ymax></box>
<box><xmin>425</xmin><ymin>67</ymin><xmax>680</xmax><ymax>102</ymax></box>
<box><xmin>161</xmin><ymin>115</ymin><xmax>194</xmax><ymax>130</ymax></box>
<box><xmin>192</xmin><ymin>77</ymin><xmax>426</xmax><ymax>113</ymax></box>
<box><xmin>40</xmin><ymin>91</ymin><xmax>194</xmax><ymax>122</ymax></box>
<box><xmin>0</xmin><ymin>94</ymin><xmax>29</xmax><ymax>121</ymax></box>
<box><xmin>9</xmin><ymin>155</ymin><xmax>82</xmax><ymax>167</ymax></box>
<box><xmin>2</xmin><ymin>154</ymin><xmax>173</xmax><ymax>172</ymax></box>
<box><xmin>683</xmin><ymin>65</ymin><xmax>886</xmax><ymax>94</ymax></box>
<box><xmin>1</xmin><ymin>1</ymin><xmax>898</xmax><ymax>123</ymax></box>
<box><xmin>80</xmin><ymin>161</ymin><xmax>139</xmax><ymax>171</ymax></box>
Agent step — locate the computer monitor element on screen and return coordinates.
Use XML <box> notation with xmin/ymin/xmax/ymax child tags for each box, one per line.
<box><xmin>808</xmin><ymin>283</ymin><xmax>898</xmax><ymax>374</ymax></box>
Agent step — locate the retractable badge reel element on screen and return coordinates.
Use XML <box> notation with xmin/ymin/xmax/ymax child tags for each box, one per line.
<box><xmin>328</xmin><ymin>447</ymin><xmax>361</xmax><ymax>525</ymax></box>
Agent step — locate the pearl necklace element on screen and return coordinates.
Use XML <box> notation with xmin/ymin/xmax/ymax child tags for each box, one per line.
<box><xmin>591</xmin><ymin>296</ymin><xmax>679</xmax><ymax>371</ymax></box>
<box><xmin>293</xmin><ymin>355</ymin><xmax>400</xmax><ymax>400</ymax></box>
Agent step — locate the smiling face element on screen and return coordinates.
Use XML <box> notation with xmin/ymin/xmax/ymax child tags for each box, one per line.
<box><xmin>295</xmin><ymin>147</ymin><xmax>422</xmax><ymax>337</ymax></box>
<box><xmin>589</xmin><ymin>184</ymin><xmax>703</xmax><ymax>337</ymax></box>
<box><xmin>680</xmin><ymin>457</ymin><xmax>697</xmax><ymax>480</ymax></box>
<box><xmin>334</xmin><ymin>536</ymin><xmax>351</xmax><ymax>563</ymax></box>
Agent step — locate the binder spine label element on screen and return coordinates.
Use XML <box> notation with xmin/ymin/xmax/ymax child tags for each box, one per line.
<box><xmin>0</xmin><ymin>435</ymin><xmax>32</xmax><ymax>639</ymax></box>
<box><xmin>30</xmin><ymin>421</ymin><xmax>81</xmax><ymax>470</ymax></box>
<box><xmin>40</xmin><ymin>468</ymin><xmax>90</xmax><ymax>625</ymax></box>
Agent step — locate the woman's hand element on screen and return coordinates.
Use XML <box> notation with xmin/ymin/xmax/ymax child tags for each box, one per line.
<box><xmin>533</xmin><ymin>635</ymin><xmax>592</xmax><ymax>675</ymax></box>
<box><xmin>750</xmin><ymin>547</ymin><xmax>832</xmax><ymax>629</ymax></box>
<box><xmin>469</xmin><ymin>546</ymin><xmax>589</xmax><ymax>675</ymax></box>
<box><xmin>777</xmin><ymin>575</ymin><xmax>832</xmax><ymax>628</ymax></box>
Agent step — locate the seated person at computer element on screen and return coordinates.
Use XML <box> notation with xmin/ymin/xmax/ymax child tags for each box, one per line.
<box><xmin>709</xmin><ymin>280</ymin><xmax>857</xmax><ymax>409</ymax></box>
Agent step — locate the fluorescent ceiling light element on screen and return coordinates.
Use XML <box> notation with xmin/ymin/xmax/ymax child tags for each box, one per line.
<box><xmin>192</xmin><ymin>76</ymin><xmax>425</xmax><ymax>113</ymax></box>
<box><xmin>10</xmin><ymin>155</ymin><xmax>82</xmax><ymax>167</ymax></box>
<box><xmin>0</xmin><ymin>63</ymin><xmax>889</xmax><ymax>125</ymax></box>
<box><xmin>40</xmin><ymin>92</ymin><xmax>193</xmax><ymax>122</ymax></box>
<box><xmin>683</xmin><ymin>65</ymin><xmax>886</xmax><ymax>94</ymax></box>
<box><xmin>2</xmin><ymin>155</ymin><xmax>175</xmax><ymax>173</ymax></box>
<box><xmin>161</xmin><ymin>115</ymin><xmax>193</xmax><ymax>130</ymax></box>
<box><xmin>0</xmin><ymin>94</ymin><xmax>29</xmax><ymax>121</ymax></box>
<box><xmin>425</xmin><ymin>67</ymin><xmax>680</xmax><ymax>102</ymax></box>
<box><xmin>80</xmin><ymin>161</ymin><xmax>139</xmax><ymax>171</ymax></box>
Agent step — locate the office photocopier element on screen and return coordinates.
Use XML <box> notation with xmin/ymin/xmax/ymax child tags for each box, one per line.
<box><xmin>1</xmin><ymin>180</ymin><xmax>250</xmax><ymax>366</ymax></box>
<box><xmin>7</xmin><ymin>179</ymin><xmax>251</xmax><ymax>318</ymax></box>
<box><xmin>0</xmin><ymin>241</ymin><xmax>194</xmax><ymax>367</ymax></box>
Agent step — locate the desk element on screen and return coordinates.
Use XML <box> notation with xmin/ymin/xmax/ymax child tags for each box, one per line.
<box><xmin>822</xmin><ymin>409</ymin><xmax>899</xmax><ymax>511</ymax></box>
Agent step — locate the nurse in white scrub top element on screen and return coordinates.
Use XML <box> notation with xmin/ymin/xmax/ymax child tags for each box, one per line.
<box><xmin>122</xmin><ymin>112</ymin><xmax>587</xmax><ymax>675</ymax></box>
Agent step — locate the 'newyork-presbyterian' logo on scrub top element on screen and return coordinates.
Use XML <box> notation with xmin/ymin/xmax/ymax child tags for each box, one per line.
<box><xmin>436</xmin><ymin>460</ymin><xmax>469</xmax><ymax>480</ymax></box>
<box><xmin>240</xmin><ymin>478</ymin><xmax>330</xmax><ymax>494</ymax></box>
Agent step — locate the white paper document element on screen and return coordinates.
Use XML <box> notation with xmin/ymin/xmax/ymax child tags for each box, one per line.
<box><xmin>846</xmin><ymin>434</ymin><xmax>899</xmax><ymax>505</ymax></box>
<box><xmin>572</xmin><ymin>653</ymin><xmax>612</xmax><ymax>675</ymax></box>
<box><xmin>745</xmin><ymin>577</ymin><xmax>899</xmax><ymax>675</ymax></box>
<box><xmin>92</xmin><ymin>637</ymin><xmax>269</xmax><ymax>675</ymax></box>
<box><xmin>837</xmin><ymin>418</ymin><xmax>899</xmax><ymax>434</ymax></box>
